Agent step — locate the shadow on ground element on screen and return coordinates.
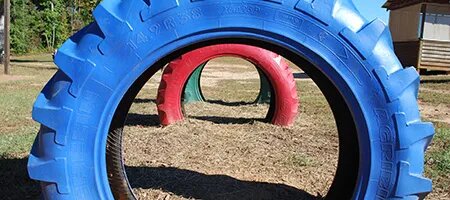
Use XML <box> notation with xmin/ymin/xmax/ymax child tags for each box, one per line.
<box><xmin>294</xmin><ymin>73</ymin><xmax>310</xmax><ymax>79</ymax></box>
<box><xmin>125</xmin><ymin>113</ymin><xmax>265</xmax><ymax>126</ymax></box>
<box><xmin>0</xmin><ymin>157</ymin><xmax>40</xmax><ymax>199</ymax></box>
<box><xmin>12</xmin><ymin>64</ymin><xmax>56</xmax><ymax>71</ymax></box>
<box><xmin>420</xmin><ymin>79</ymin><xmax>450</xmax><ymax>84</ymax></box>
<box><xmin>133</xmin><ymin>98</ymin><xmax>157</xmax><ymax>104</ymax></box>
<box><xmin>125</xmin><ymin>113</ymin><xmax>161</xmax><ymax>127</ymax></box>
<box><xmin>206</xmin><ymin>100</ymin><xmax>256</xmax><ymax>107</ymax></box>
<box><xmin>191</xmin><ymin>116</ymin><xmax>265</xmax><ymax>125</ymax></box>
<box><xmin>132</xmin><ymin>98</ymin><xmax>256</xmax><ymax>107</ymax></box>
<box><xmin>126</xmin><ymin>166</ymin><xmax>321</xmax><ymax>200</ymax></box>
<box><xmin>0</xmin><ymin>157</ymin><xmax>321</xmax><ymax>200</ymax></box>
<box><xmin>11</xmin><ymin>59</ymin><xmax>53</xmax><ymax>63</ymax></box>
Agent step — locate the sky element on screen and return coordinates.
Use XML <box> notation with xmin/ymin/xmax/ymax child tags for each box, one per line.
<box><xmin>354</xmin><ymin>0</ymin><xmax>390</xmax><ymax>24</ymax></box>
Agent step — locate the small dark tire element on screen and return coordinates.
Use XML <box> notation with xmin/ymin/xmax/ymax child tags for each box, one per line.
<box><xmin>156</xmin><ymin>44</ymin><xmax>298</xmax><ymax>126</ymax></box>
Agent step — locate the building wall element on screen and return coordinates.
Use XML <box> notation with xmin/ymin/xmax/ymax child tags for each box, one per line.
<box><xmin>389</xmin><ymin>4</ymin><xmax>422</xmax><ymax>42</ymax></box>
<box><xmin>423</xmin><ymin>4</ymin><xmax>450</xmax><ymax>41</ymax></box>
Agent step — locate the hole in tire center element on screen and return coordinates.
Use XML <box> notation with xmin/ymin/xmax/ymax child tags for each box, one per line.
<box><xmin>184</xmin><ymin>57</ymin><xmax>268</xmax><ymax>121</ymax></box>
<box><xmin>200</xmin><ymin>57</ymin><xmax>262</xmax><ymax>103</ymax></box>
<box><xmin>120</xmin><ymin>58</ymin><xmax>339</xmax><ymax>199</ymax></box>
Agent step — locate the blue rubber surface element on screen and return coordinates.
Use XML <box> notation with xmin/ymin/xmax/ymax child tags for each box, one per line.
<box><xmin>28</xmin><ymin>0</ymin><xmax>434</xmax><ymax>199</ymax></box>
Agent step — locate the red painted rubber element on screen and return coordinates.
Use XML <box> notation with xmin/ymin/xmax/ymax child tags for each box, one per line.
<box><xmin>156</xmin><ymin>44</ymin><xmax>298</xmax><ymax>126</ymax></box>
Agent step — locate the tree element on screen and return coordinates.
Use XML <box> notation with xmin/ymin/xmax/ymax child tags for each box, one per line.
<box><xmin>9</xmin><ymin>0</ymin><xmax>101</xmax><ymax>54</ymax></box>
<box><xmin>39</xmin><ymin>0</ymin><xmax>70</xmax><ymax>50</ymax></box>
<box><xmin>70</xmin><ymin>0</ymin><xmax>100</xmax><ymax>32</ymax></box>
<box><xmin>11</xmin><ymin>0</ymin><xmax>39</xmax><ymax>53</ymax></box>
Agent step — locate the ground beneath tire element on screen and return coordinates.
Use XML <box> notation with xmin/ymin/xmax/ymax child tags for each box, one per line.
<box><xmin>0</xmin><ymin>75</ymin><xmax>33</xmax><ymax>83</ymax></box>
<box><xmin>419</xmin><ymin>101</ymin><xmax>450</xmax><ymax>125</ymax></box>
<box><xmin>122</xmin><ymin>58</ymin><xmax>338</xmax><ymax>199</ymax></box>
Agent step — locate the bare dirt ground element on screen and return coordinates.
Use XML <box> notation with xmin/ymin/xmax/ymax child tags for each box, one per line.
<box><xmin>419</xmin><ymin>101</ymin><xmax>450</xmax><ymax>125</ymax></box>
<box><xmin>0</xmin><ymin>74</ymin><xmax>33</xmax><ymax>83</ymax></box>
<box><xmin>123</xmin><ymin>58</ymin><xmax>338</xmax><ymax>199</ymax></box>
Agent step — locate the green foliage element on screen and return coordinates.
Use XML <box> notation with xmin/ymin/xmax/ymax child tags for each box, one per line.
<box><xmin>9</xmin><ymin>0</ymin><xmax>101</xmax><ymax>54</ymax></box>
<box><xmin>39</xmin><ymin>0</ymin><xmax>71</xmax><ymax>50</ymax></box>
<box><xmin>77</xmin><ymin>0</ymin><xmax>101</xmax><ymax>25</ymax></box>
<box><xmin>11</xmin><ymin>0</ymin><xmax>40</xmax><ymax>53</ymax></box>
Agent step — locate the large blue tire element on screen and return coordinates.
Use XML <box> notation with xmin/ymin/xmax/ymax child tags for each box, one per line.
<box><xmin>28</xmin><ymin>0</ymin><xmax>435</xmax><ymax>199</ymax></box>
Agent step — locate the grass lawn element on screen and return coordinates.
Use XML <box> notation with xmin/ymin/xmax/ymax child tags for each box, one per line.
<box><xmin>0</xmin><ymin>54</ymin><xmax>56</xmax><ymax>199</ymax></box>
<box><xmin>420</xmin><ymin>75</ymin><xmax>450</xmax><ymax>197</ymax></box>
<box><xmin>0</xmin><ymin>54</ymin><xmax>448</xmax><ymax>199</ymax></box>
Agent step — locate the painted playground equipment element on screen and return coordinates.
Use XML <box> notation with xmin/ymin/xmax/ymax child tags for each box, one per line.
<box><xmin>157</xmin><ymin>44</ymin><xmax>298</xmax><ymax>126</ymax></box>
<box><xmin>28</xmin><ymin>0</ymin><xmax>435</xmax><ymax>199</ymax></box>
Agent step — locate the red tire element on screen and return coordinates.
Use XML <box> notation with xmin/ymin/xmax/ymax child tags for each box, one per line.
<box><xmin>157</xmin><ymin>44</ymin><xmax>298</xmax><ymax>126</ymax></box>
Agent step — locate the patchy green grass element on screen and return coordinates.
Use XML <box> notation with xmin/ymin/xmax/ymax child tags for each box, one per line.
<box><xmin>0</xmin><ymin>55</ymin><xmax>56</xmax><ymax>199</ymax></box>
<box><xmin>0</xmin><ymin>55</ymin><xmax>55</xmax><ymax>156</ymax></box>
<box><xmin>0</xmin><ymin>127</ymin><xmax>39</xmax><ymax>155</ymax></box>
<box><xmin>419</xmin><ymin>91</ymin><xmax>450</xmax><ymax>105</ymax></box>
<box><xmin>426</xmin><ymin>122</ymin><xmax>450</xmax><ymax>195</ymax></box>
<box><xmin>11</xmin><ymin>53</ymin><xmax>54</xmax><ymax>63</ymax></box>
<box><xmin>429</xmin><ymin>124</ymin><xmax>450</xmax><ymax>176</ymax></box>
<box><xmin>418</xmin><ymin>75</ymin><xmax>450</xmax><ymax>198</ymax></box>
<box><xmin>286</xmin><ymin>154</ymin><xmax>315</xmax><ymax>168</ymax></box>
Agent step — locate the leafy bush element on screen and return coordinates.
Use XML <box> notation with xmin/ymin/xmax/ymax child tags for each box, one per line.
<box><xmin>9</xmin><ymin>0</ymin><xmax>100</xmax><ymax>54</ymax></box>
